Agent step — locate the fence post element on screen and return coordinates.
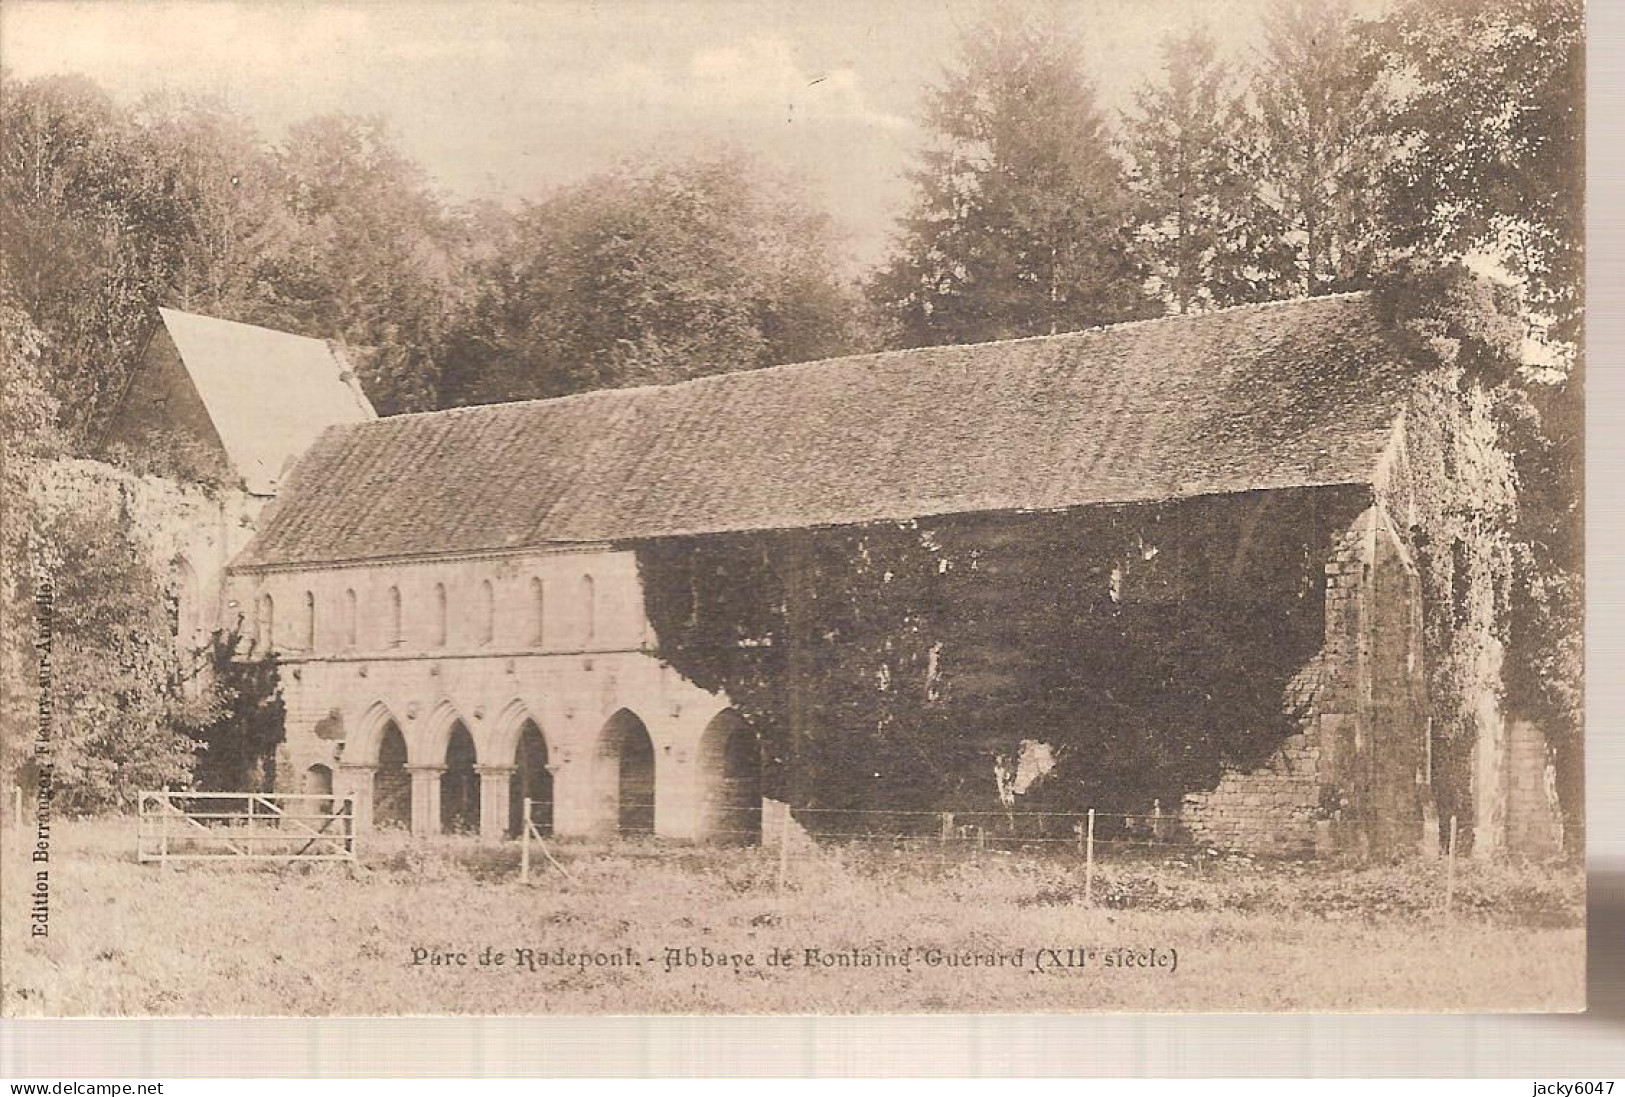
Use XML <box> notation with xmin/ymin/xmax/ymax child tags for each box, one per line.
<box><xmin>520</xmin><ymin>797</ymin><xmax>531</xmax><ymax>884</ymax></box>
<box><xmin>1444</xmin><ymin>814</ymin><xmax>1458</xmax><ymax>923</ymax></box>
<box><xmin>160</xmin><ymin>786</ymin><xmax>171</xmax><ymax>871</ymax></box>
<box><xmin>775</xmin><ymin>804</ymin><xmax>791</xmax><ymax>896</ymax></box>
<box><xmin>940</xmin><ymin>811</ymin><xmax>952</xmax><ymax>845</ymax></box>
<box><xmin>1085</xmin><ymin>808</ymin><xmax>1096</xmax><ymax>906</ymax></box>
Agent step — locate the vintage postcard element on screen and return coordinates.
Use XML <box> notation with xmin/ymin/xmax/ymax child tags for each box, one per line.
<box><xmin>1</xmin><ymin>0</ymin><xmax>1585</xmax><ymax>1018</ymax></box>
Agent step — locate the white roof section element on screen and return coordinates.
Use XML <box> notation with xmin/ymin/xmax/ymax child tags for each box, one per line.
<box><xmin>158</xmin><ymin>307</ymin><xmax>377</xmax><ymax>495</ymax></box>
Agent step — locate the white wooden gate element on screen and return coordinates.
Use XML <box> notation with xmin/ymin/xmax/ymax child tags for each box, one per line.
<box><xmin>138</xmin><ymin>790</ymin><xmax>356</xmax><ymax>864</ymax></box>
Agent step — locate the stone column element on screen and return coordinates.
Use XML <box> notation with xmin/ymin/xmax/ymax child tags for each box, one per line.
<box><xmin>477</xmin><ymin>764</ymin><xmax>515</xmax><ymax>844</ymax></box>
<box><xmin>550</xmin><ymin>753</ymin><xmax>596</xmax><ymax>837</ymax></box>
<box><xmin>408</xmin><ymin>764</ymin><xmax>444</xmax><ymax>837</ymax></box>
<box><xmin>338</xmin><ymin>764</ymin><xmax>377</xmax><ymax>833</ymax></box>
<box><xmin>655</xmin><ymin>739</ymin><xmax>700</xmax><ymax>842</ymax></box>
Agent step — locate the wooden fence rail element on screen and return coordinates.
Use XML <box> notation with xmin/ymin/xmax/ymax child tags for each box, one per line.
<box><xmin>137</xmin><ymin>789</ymin><xmax>356</xmax><ymax>865</ymax></box>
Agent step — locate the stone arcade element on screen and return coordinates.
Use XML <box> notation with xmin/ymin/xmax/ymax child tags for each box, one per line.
<box><xmin>103</xmin><ymin>295</ymin><xmax>1567</xmax><ymax>856</ymax></box>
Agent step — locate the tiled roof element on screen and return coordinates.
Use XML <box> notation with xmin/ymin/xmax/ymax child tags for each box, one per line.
<box><xmin>158</xmin><ymin>308</ymin><xmax>377</xmax><ymax>495</ymax></box>
<box><xmin>234</xmin><ymin>292</ymin><xmax>1410</xmax><ymax>569</ymax></box>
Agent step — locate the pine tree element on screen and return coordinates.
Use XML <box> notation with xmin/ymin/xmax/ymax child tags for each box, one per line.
<box><xmin>1124</xmin><ymin>27</ymin><xmax>1270</xmax><ymax>313</ymax></box>
<box><xmin>1250</xmin><ymin>0</ymin><xmax>1392</xmax><ymax>297</ymax></box>
<box><xmin>871</xmin><ymin>6</ymin><xmax>1147</xmax><ymax>347</ymax></box>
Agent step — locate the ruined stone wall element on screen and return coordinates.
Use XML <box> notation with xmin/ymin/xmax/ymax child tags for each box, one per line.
<box><xmin>31</xmin><ymin>458</ymin><xmax>263</xmax><ymax>645</ymax></box>
<box><xmin>1181</xmin><ymin>504</ymin><xmax>1431</xmax><ymax>858</ymax></box>
<box><xmin>1504</xmin><ymin>718</ymin><xmax>1564</xmax><ymax>857</ymax></box>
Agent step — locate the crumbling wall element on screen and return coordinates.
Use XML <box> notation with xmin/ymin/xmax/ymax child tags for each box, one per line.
<box><xmin>1376</xmin><ymin>371</ymin><xmax>1519</xmax><ymax>856</ymax></box>
<box><xmin>1504</xmin><ymin>718</ymin><xmax>1564</xmax><ymax>856</ymax></box>
<box><xmin>1182</xmin><ymin>504</ymin><xmax>1430</xmax><ymax>858</ymax></box>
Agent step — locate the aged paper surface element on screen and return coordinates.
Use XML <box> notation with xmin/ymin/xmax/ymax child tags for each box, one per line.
<box><xmin>0</xmin><ymin>0</ymin><xmax>1585</xmax><ymax>1022</ymax></box>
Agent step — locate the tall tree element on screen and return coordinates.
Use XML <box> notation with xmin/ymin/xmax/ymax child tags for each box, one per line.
<box><xmin>258</xmin><ymin>114</ymin><xmax>458</xmax><ymax>414</ymax></box>
<box><xmin>439</xmin><ymin>152</ymin><xmax>867</xmax><ymax>405</ymax></box>
<box><xmin>1250</xmin><ymin>0</ymin><xmax>1393</xmax><ymax>297</ymax></box>
<box><xmin>0</xmin><ymin>76</ymin><xmax>184</xmax><ymax>445</ymax></box>
<box><xmin>1377</xmin><ymin>0</ymin><xmax>1583</xmax><ymax>347</ymax></box>
<box><xmin>1374</xmin><ymin>0</ymin><xmax>1584</xmax><ymax>838</ymax></box>
<box><xmin>871</xmin><ymin>6</ymin><xmax>1147</xmax><ymax>347</ymax></box>
<box><xmin>127</xmin><ymin>91</ymin><xmax>287</xmax><ymax>321</ymax></box>
<box><xmin>1123</xmin><ymin>27</ymin><xmax>1272</xmax><ymax>313</ymax></box>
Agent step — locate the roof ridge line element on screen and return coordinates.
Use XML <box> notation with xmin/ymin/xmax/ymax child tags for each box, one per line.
<box><xmin>360</xmin><ymin>290</ymin><xmax>1374</xmax><ymax>429</ymax></box>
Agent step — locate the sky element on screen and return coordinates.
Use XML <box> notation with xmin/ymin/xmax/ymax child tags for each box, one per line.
<box><xmin>3</xmin><ymin>0</ymin><xmax>1282</xmax><ymax>270</ymax></box>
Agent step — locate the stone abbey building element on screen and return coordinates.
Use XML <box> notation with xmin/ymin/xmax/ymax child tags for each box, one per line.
<box><xmin>104</xmin><ymin>295</ymin><xmax>1567</xmax><ymax>857</ymax></box>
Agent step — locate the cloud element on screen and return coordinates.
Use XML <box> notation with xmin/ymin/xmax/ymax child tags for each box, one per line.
<box><xmin>684</xmin><ymin>35</ymin><xmax>910</xmax><ymax>131</ymax></box>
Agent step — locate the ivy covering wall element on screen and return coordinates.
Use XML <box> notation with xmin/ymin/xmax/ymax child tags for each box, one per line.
<box><xmin>3</xmin><ymin>459</ymin><xmax>285</xmax><ymax>811</ymax></box>
<box><xmin>637</xmin><ymin>487</ymin><xmax>1369</xmax><ymax>831</ymax></box>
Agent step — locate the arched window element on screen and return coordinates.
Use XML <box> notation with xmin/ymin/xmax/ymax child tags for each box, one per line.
<box><xmin>480</xmin><ymin>579</ymin><xmax>495</xmax><ymax>645</ymax></box>
<box><xmin>258</xmin><ymin>593</ymin><xmax>275</xmax><ymax>653</ymax></box>
<box><xmin>581</xmin><ymin>574</ymin><xmax>595</xmax><ymax>645</ymax></box>
<box><xmin>433</xmin><ymin>582</ymin><xmax>448</xmax><ymax>647</ymax></box>
<box><xmin>530</xmin><ymin>577</ymin><xmax>545</xmax><ymax>647</ymax></box>
<box><xmin>344</xmin><ymin>588</ymin><xmax>358</xmax><ymax>649</ymax></box>
<box><xmin>387</xmin><ymin>586</ymin><xmax>402</xmax><ymax>648</ymax></box>
<box><xmin>303</xmin><ymin>591</ymin><xmax>316</xmax><ymax>651</ymax></box>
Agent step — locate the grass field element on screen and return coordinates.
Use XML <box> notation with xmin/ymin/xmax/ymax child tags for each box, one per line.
<box><xmin>2</xmin><ymin>818</ymin><xmax>1586</xmax><ymax>1016</ymax></box>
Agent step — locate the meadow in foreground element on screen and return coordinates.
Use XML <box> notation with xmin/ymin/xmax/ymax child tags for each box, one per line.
<box><xmin>1</xmin><ymin>818</ymin><xmax>1585</xmax><ymax>1016</ymax></box>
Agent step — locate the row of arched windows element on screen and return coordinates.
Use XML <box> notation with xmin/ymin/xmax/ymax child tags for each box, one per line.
<box><xmin>253</xmin><ymin>574</ymin><xmax>600</xmax><ymax>654</ymax></box>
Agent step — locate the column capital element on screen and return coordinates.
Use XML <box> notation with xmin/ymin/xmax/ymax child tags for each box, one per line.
<box><xmin>407</xmin><ymin>763</ymin><xmax>447</xmax><ymax>775</ymax></box>
<box><xmin>476</xmin><ymin>764</ymin><xmax>516</xmax><ymax>778</ymax></box>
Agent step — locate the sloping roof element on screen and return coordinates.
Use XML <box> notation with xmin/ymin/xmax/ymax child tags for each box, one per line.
<box><xmin>157</xmin><ymin>308</ymin><xmax>377</xmax><ymax>495</ymax></box>
<box><xmin>234</xmin><ymin>292</ymin><xmax>1414</xmax><ymax>569</ymax></box>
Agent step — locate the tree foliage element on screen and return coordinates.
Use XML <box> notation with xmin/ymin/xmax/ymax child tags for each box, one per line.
<box><xmin>188</xmin><ymin>628</ymin><xmax>286</xmax><ymax>793</ymax></box>
<box><xmin>871</xmin><ymin>6</ymin><xmax>1147</xmax><ymax>346</ymax></box>
<box><xmin>1375</xmin><ymin>0</ymin><xmax>1584</xmax><ymax>346</ymax></box>
<box><xmin>28</xmin><ymin>500</ymin><xmax>206</xmax><ymax>812</ymax></box>
<box><xmin>1248</xmin><ymin>0</ymin><xmax>1393</xmax><ymax>297</ymax></box>
<box><xmin>440</xmin><ymin>153</ymin><xmax>869</xmax><ymax>404</ymax></box>
<box><xmin>1123</xmin><ymin>28</ymin><xmax>1271</xmax><ymax>312</ymax></box>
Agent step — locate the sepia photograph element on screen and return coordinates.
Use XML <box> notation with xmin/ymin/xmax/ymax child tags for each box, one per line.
<box><xmin>0</xmin><ymin>0</ymin><xmax>1586</xmax><ymax>1021</ymax></box>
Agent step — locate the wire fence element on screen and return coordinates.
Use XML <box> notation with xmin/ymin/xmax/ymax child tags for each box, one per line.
<box><xmin>510</xmin><ymin>799</ymin><xmax>1473</xmax><ymax>919</ymax></box>
<box><xmin>109</xmin><ymin>788</ymin><xmax>1481</xmax><ymax>920</ymax></box>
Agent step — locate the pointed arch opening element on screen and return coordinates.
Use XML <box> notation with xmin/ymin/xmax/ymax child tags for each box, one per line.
<box><xmin>257</xmin><ymin>593</ymin><xmax>275</xmax><ymax>654</ymax></box>
<box><xmin>530</xmin><ymin>577</ymin><xmax>546</xmax><ymax>647</ymax></box>
<box><xmin>594</xmin><ymin>709</ymin><xmax>654</xmax><ymax>836</ymax></box>
<box><xmin>698</xmin><ymin>709</ymin><xmax>762</xmax><ymax>844</ymax></box>
<box><xmin>508</xmin><ymin>719</ymin><xmax>553</xmax><ymax>838</ymax></box>
<box><xmin>440</xmin><ymin>720</ymin><xmax>479</xmax><ymax>834</ymax></box>
<box><xmin>373</xmin><ymin>721</ymin><xmax>411</xmax><ymax>829</ymax></box>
